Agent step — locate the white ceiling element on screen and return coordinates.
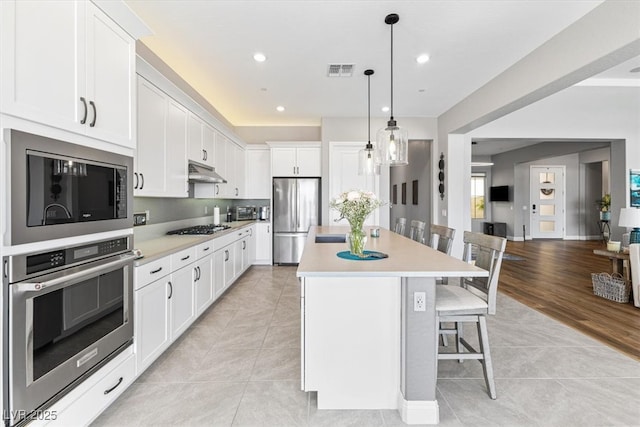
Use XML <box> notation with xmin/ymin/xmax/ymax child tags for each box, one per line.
<box><xmin>124</xmin><ymin>0</ymin><xmax>633</xmax><ymax>127</ymax></box>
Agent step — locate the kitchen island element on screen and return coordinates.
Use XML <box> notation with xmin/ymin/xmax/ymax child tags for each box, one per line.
<box><xmin>297</xmin><ymin>226</ymin><xmax>488</xmax><ymax>425</ymax></box>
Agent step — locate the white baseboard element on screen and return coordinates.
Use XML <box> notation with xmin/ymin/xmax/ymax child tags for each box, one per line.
<box><xmin>397</xmin><ymin>394</ymin><xmax>439</xmax><ymax>425</ymax></box>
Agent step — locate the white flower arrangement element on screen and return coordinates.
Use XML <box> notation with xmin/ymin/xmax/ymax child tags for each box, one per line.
<box><xmin>330</xmin><ymin>189</ymin><xmax>383</xmax><ymax>230</ymax></box>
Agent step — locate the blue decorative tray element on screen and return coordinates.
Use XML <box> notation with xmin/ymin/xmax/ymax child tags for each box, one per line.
<box><xmin>336</xmin><ymin>250</ymin><xmax>388</xmax><ymax>261</ymax></box>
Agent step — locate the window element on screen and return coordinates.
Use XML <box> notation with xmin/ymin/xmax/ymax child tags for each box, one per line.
<box><xmin>471</xmin><ymin>173</ymin><xmax>486</xmax><ymax>219</ymax></box>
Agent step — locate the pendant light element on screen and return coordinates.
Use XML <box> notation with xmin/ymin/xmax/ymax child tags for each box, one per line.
<box><xmin>358</xmin><ymin>69</ymin><xmax>380</xmax><ymax>175</ymax></box>
<box><xmin>376</xmin><ymin>13</ymin><xmax>408</xmax><ymax>166</ymax></box>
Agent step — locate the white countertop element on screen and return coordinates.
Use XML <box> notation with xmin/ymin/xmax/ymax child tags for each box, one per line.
<box><xmin>133</xmin><ymin>220</ymin><xmax>256</xmax><ymax>266</ymax></box>
<box><xmin>297</xmin><ymin>226</ymin><xmax>489</xmax><ymax>278</ymax></box>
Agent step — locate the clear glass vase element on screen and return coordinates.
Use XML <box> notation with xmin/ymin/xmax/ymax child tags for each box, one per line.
<box><xmin>347</xmin><ymin>228</ymin><xmax>367</xmax><ymax>258</ymax></box>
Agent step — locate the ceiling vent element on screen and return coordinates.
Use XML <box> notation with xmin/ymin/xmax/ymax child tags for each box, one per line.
<box><xmin>327</xmin><ymin>64</ymin><xmax>354</xmax><ymax>77</ymax></box>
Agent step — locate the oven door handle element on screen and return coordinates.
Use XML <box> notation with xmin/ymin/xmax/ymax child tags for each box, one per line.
<box><xmin>15</xmin><ymin>253</ymin><xmax>136</xmax><ymax>294</ymax></box>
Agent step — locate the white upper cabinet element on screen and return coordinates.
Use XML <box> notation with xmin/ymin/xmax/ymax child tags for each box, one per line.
<box><xmin>0</xmin><ymin>1</ymin><xmax>136</xmax><ymax>148</ymax></box>
<box><xmin>232</xmin><ymin>142</ymin><xmax>245</xmax><ymax>198</ymax></box>
<box><xmin>187</xmin><ymin>113</ymin><xmax>215</xmax><ymax>168</ymax></box>
<box><xmin>164</xmin><ymin>99</ymin><xmax>189</xmax><ymax>196</ymax></box>
<box><xmin>136</xmin><ymin>78</ymin><xmax>166</xmax><ymax>196</ymax></box>
<box><xmin>269</xmin><ymin>143</ymin><xmax>321</xmax><ymax>177</ymax></box>
<box><xmin>136</xmin><ymin>77</ymin><xmax>188</xmax><ymax>197</ymax></box>
<box><xmin>245</xmin><ymin>146</ymin><xmax>271</xmax><ymax>199</ymax></box>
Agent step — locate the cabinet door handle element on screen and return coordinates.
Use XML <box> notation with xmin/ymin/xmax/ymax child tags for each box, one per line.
<box><xmin>235</xmin><ymin>188</ymin><xmax>238</xmax><ymax>196</ymax></box>
<box><xmin>104</xmin><ymin>377</ymin><xmax>123</xmax><ymax>395</ymax></box>
<box><xmin>134</xmin><ymin>172</ymin><xmax>139</xmax><ymax>190</ymax></box>
<box><xmin>150</xmin><ymin>267</ymin><xmax>163</xmax><ymax>274</ymax></box>
<box><xmin>80</xmin><ymin>97</ymin><xmax>88</xmax><ymax>124</ymax></box>
<box><xmin>224</xmin><ymin>250</ymin><xmax>229</xmax><ymax>261</ymax></box>
<box><xmin>242</xmin><ymin>241</ymin><xmax>246</xmax><ymax>250</ymax></box>
<box><xmin>181</xmin><ymin>255</ymin><xmax>190</xmax><ymax>261</ymax></box>
<box><xmin>140</xmin><ymin>173</ymin><xmax>145</xmax><ymax>190</ymax></box>
<box><xmin>168</xmin><ymin>281</ymin><xmax>173</xmax><ymax>299</ymax></box>
<box><xmin>202</xmin><ymin>149</ymin><xmax>207</xmax><ymax>161</ymax></box>
<box><xmin>89</xmin><ymin>100</ymin><xmax>97</xmax><ymax>127</ymax></box>
<box><xmin>203</xmin><ymin>246</ymin><xmax>210</xmax><ymax>252</ymax></box>
<box><xmin>215</xmin><ymin>184</ymin><xmax>219</xmax><ymax>195</ymax></box>
<box><xmin>267</xmin><ymin>225</ymin><xmax>269</xmax><ymax>233</ymax></box>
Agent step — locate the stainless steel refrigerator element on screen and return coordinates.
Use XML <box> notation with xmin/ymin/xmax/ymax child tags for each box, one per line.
<box><xmin>273</xmin><ymin>177</ymin><xmax>321</xmax><ymax>264</ymax></box>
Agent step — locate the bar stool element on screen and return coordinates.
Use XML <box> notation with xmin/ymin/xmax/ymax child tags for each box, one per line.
<box><xmin>436</xmin><ymin>231</ymin><xmax>506</xmax><ymax>399</ymax></box>
<box><xmin>409</xmin><ymin>220</ymin><xmax>426</xmax><ymax>244</ymax></box>
<box><xmin>394</xmin><ymin>218</ymin><xmax>407</xmax><ymax>236</ymax></box>
<box><xmin>429</xmin><ymin>224</ymin><xmax>456</xmax><ymax>285</ymax></box>
<box><xmin>429</xmin><ymin>224</ymin><xmax>456</xmax><ymax>256</ymax></box>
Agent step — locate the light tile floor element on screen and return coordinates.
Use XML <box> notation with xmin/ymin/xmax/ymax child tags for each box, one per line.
<box><xmin>93</xmin><ymin>266</ymin><xmax>640</xmax><ymax>426</ymax></box>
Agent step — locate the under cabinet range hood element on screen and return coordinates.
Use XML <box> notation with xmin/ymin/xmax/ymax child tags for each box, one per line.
<box><xmin>188</xmin><ymin>162</ymin><xmax>227</xmax><ymax>183</ymax></box>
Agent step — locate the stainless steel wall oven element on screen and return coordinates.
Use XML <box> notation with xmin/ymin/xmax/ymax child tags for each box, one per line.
<box><xmin>3</xmin><ymin>236</ymin><xmax>135</xmax><ymax>426</ymax></box>
<box><xmin>6</xmin><ymin>130</ymin><xmax>133</xmax><ymax>246</ymax></box>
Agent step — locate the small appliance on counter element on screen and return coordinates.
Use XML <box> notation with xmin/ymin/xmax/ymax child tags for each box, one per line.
<box><xmin>235</xmin><ymin>206</ymin><xmax>256</xmax><ymax>221</ymax></box>
<box><xmin>258</xmin><ymin>206</ymin><xmax>270</xmax><ymax>221</ymax></box>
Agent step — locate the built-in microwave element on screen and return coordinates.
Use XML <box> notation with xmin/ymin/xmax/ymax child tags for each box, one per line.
<box><xmin>6</xmin><ymin>130</ymin><xmax>133</xmax><ymax>245</ymax></box>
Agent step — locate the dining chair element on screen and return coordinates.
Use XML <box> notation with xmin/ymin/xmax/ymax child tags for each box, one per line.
<box><xmin>409</xmin><ymin>220</ymin><xmax>426</xmax><ymax>244</ymax></box>
<box><xmin>394</xmin><ymin>217</ymin><xmax>407</xmax><ymax>236</ymax></box>
<box><xmin>436</xmin><ymin>231</ymin><xmax>507</xmax><ymax>399</ymax></box>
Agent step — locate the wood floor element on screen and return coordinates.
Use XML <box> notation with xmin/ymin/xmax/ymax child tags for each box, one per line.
<box><xmin>498</xmin><ymin>239</ymin><xmax>640</xmax><ymax>362</ymax></box>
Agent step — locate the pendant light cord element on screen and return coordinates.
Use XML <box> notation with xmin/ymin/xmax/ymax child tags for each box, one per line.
<box><xmin>390</xmin><ymin>21</ymin><xmax>394</xmax><ymax>121</ymax></box>
<box><xmin>367</xmin><ymin>72</ymin><xmax>371</xmax><ymax>143</ymax></box>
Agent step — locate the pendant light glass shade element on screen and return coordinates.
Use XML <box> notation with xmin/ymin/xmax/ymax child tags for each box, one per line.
<box><xmin>376</xmin><ymin>121</ymin><xmax>408</xmax><ymax>165</ymax></box>
<box><xmin>377</xmin><ymin>13</ymin><xmax>408</xmax><ymax>166</ymax></box>
<box><xmin>358</xmin><ymin>69</ymin><xmax>380</xmax><ymax>176</ymax></box>
<box><xmin>358</xmin><ymin>141</ymin><xmax>381</xmax><ymax>175</ymax></box>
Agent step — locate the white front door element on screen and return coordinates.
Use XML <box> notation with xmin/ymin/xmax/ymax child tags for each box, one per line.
<box><xmin>530</xmin><ymin>166</ymin><xmax>565</xmax><ymax>239</ymax></box>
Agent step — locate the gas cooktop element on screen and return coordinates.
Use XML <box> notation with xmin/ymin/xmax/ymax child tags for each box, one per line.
<box><xmin>166</xmin><ymin>224</ymin><xmax>231</xmax><ymax>235</ymax></box>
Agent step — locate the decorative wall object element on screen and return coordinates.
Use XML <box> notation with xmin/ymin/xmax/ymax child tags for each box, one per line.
<box><xmin>438</xmin><ymin>153</ymin><xmax>445</xmax><ymax>200</ymax></box>
<box><xmin>412</xmin><ymin>180</ymin><xmax>418</xmax><ymax>205</ymax></box>
<box><xmin>631</xmin><ymin>169</ymin><xmax>640</xmax><ymax>207</ymax></box>
<box><xmin>401</xmin><ymin>182</ymin><xmax>406</xmax><ymax>205</ymax></box>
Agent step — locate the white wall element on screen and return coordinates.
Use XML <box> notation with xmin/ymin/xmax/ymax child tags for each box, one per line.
<box><xmin>321</xmin><ymin>117</ymin><xmax>438</xmax><ymax>229</ymax></box>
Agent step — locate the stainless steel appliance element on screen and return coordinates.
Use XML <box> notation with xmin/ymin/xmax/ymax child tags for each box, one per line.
<box><xmin>166</xmin><ymin>224</ymin><xmax>232</xmax><ymax>235</ymax></box>
<box><xmin>258</xmin><ymin>206</ymin><xmax>270</xmax><ymax>221</ymax></box>
<box><xmin>273</xmin><ymin>178</ymin><xmax>321</xmax><ymax>264</ymax></box>
<box><xmin>235</xmin><ymin>206</ymin><xmax>256</xmax><ymax>221</ymax></box>
<box><xmin>3</xmin><ymin>236</ymin><xmax>136</xmax><ymax>426</ymax></box>
<box><xmin>7</xmin><ymin>130</ymin><xmax>133</xmax><ymax>245</ymax></box>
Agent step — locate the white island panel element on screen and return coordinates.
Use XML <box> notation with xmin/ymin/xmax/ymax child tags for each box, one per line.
<box><xmin>303</xmin><ymin>276</ymin><xmax>401</xmax><ymax>409</ymax></box>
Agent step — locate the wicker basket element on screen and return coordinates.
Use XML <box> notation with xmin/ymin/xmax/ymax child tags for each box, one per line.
<box><xmin>591</xmin><ymin>272</ymin><xmax>631</xmax><ymax>303</ymax></box>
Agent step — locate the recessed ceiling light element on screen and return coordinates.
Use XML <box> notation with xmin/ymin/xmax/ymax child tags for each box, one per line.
<box><xmin>416</xmin><ymin>54</ymin><xmax>430</xmax><ymax>64</ymax></box>
<box><xmin>381</xmin><ymin>106</ymin><xmax>390</xmax><ymax>113</ymax></box>
<box><xmin>418</xmin><ymin>89</ymin><xmax>426</xmax><ymax>93</ymax></box>
<box><xmin>276</xmin><ymin>106</ymin><xmax>285</xmax><ymax>112</ymax></box>
<box><xmin>253</xmin><ymin>52</ymin><xmax>267</xmax><ymax>62</ymax></box>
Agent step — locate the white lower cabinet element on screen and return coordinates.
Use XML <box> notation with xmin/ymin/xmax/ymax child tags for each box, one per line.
<box><xmin>255</xmin><ymin>222</ymin><xmax>272</xmax><ymax>265</ymax></box>
<box><xmin>29</xmin><ymin>347</ymin><xmax>135</xmax><ymax>426</ymax></box>
<box><xmin>169</xmin><ymin>265</ymin><xmax>196</xmax><ymax>339</ymax></box>
<box><xmin>194</xmin><ymin>254</ymin><xmax>214</xmax><ymax>316</ymax></box>
<box><xmin>223</xmin><ymin>244</ymin><xmax>235</xmax><ymax>290</ymax></box>
<box><xmin>135</xmin><ymin>272</ymin><xmax>171</xmax><ymax>374</ymax></box>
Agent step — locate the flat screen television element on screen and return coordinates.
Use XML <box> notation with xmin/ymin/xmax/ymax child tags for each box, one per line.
<box><xmin>489</xmin><ymin>185</ymin><xmax>509</xmax><ymax>202</ymax></box>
